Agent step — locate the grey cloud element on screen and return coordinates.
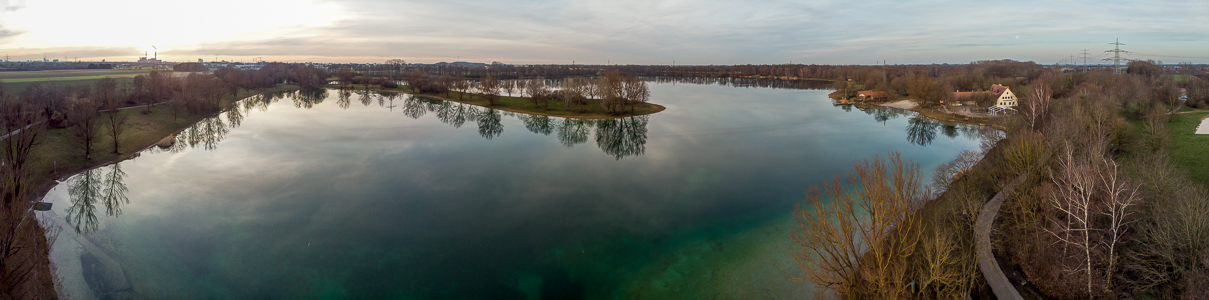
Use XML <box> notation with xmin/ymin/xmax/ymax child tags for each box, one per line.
<box><xmin>9</xmin><ymin>0</ymin><xmax>1209</xmax><ymax>64</ymax></box>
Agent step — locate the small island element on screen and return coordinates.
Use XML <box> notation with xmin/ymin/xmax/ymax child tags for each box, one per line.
<box><xmin>328</xmin><ymin>70</ymin><xmax>665</xmax><ymax>119</ymax></box>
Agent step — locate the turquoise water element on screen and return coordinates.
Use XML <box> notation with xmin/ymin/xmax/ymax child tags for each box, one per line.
<box><xmin>41</xmin><ymin>82</ymin><xmax>981</xmax><ymax>299</ymax></box>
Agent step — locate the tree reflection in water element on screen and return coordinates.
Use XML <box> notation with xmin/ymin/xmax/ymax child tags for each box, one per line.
<box><xmin>65</xmin><ymin>163</ymin><xmax>129</xmax><ymax>234</ymax></box>
<box><xmin>941</xmin><ymin>123</ymin><xmax>959</xmax><ymax>139</ymax></box>
<box><xmin>402</xmin><ymin>95</ymin><xmax>428</xmax><ymax>119</ymax></box>
<box><xmin>159</xmin><ymin>90</ymin><xmax>654</xmax><ymax>160</ymax></box>
<box><xmin>594</xmin><ymin>116</ymin><xmax>648</xmax><ymax>159</ymax></box>
<box><xmin>357</xmin><ymin>89</ymin><xmax>373</xmax><ymax>107</ymax></box>
<box><xmin>906</xmin><ymin>116</ymin><xmax>940</xmax><ymax>146</ymax></box>
<box><xmin>557</xmin><ymin>119</ymin><xmax>592</xmax><ymax>147</ymax></box>
<box><xmin>335</xmin><ymin>88</ymin><xmax>352</xmax><ymax>110</ymax></box>
<box><xmin>477</xmin><ymin>108</ymin><xmax>503</xmax><ymax>140</ymax></box>
<box><xmin>519</xmin><ymin>114</ymin><xmax>554</xmax><ymax>136</ymax></box>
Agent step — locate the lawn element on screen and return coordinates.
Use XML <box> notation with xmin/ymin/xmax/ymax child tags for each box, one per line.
<box><xmin>0</xmin><ymin>69</ymin><xmax>149</xmax><ymax>79</ymax></box>
<box><xmin>0</xmin><ymin>69</ymin><xmax>151</xmax><ymax>92</ymax></box>
<box><xmin>1167</xmin><ymin>112</ymin><xmax>1209</xmax><ymax>186</ymax></box>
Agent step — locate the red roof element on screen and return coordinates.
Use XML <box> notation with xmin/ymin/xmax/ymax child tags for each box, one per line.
<box><xmin>857</xmin><ymin>90</ymin><xmax>889</xmax><ymax>98</ymax></box>
<box><xmin>990</xmin><ymin>84</ymin><xmax>1009</xmax><ymax>96</ymax></box>
<box><xmin>954</xmin><ymin>91</ymin><xmax>991</xmax><ymax>99</ymax></box>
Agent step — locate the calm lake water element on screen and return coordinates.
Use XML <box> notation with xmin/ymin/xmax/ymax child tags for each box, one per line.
<box><xmin>41</xmin><ymin>81</ymin><xmax>982</xmax><ymax>299</ymax></box>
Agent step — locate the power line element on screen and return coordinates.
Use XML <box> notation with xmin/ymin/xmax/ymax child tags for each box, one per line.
<box><xmin>1104</xmin><ymin>38</ymin><xmax>1129</xmax><ymax>73</ymax></box>
<box><xmin>1130</xmin><ymin>52</ymin><xmax>1209</xmax><ymax>60</ymax></box>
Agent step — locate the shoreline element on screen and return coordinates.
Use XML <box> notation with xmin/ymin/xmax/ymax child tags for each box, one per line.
<box><xmin>22</xmin><ymin>85</ymin><xmax>303</xmax><ymax>297</ymax></box>
<box><xmin>857</xmin><ymin>99</ymin><xmax>996</xmax><ymax>127</ymax></box>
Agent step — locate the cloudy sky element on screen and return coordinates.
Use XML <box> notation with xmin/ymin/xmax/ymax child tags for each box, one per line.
<box><xmin>0</xmin><ymin>0</ymin><xmax>1207</xmax><ymax>65</ymax></box>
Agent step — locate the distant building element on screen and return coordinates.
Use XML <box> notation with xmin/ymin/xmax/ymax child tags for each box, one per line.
<box><xmin>953</xmin><ymin>84</ymin><xmax>1017</xmax><ymax>107</ymax></box>
<box><xmin>989</xmin><ymin>84</ymin><xmax>1017</xmax><ymax>107</ymax></box>
<box><xmin>953</xmin><ymin>84</ymin><xmax>1017</xmax><ymax>115</ymax></box>
<box><xmin>137</xmin><ymin>51</ymin><xmax>161</xmax><ymax>63</ymax></box>
<box><xmin>198</xmin><ymin>58</ymin><xmax>204</xmax><ymax>63</ymax></box>
<box><xmin>856</xmin><ymin>90</ymin><xmax>890</xmax><ymax>101</ymax></box>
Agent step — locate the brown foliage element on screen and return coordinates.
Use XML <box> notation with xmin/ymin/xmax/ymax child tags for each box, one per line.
<box><xmin>792</xmin><ymin>151</ymin><xmax>926</xmax><ymax>298</ymax></box>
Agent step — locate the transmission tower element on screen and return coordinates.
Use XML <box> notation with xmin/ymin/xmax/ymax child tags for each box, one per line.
<box><xmin>1079</xmin><ymin>49</ymin><xmax>1092</xmax><ymax>66</ymax></box>
<box><xmin>1104</xmin><ymin>38</ymin><xmax>1129</xmax><ymax>73</ymax></box>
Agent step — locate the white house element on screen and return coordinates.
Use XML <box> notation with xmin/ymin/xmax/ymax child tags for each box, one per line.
<box><xmin>990</xmin><ymin>84</ymin><xmax>1017</xmax><ymax>107</ymax></box>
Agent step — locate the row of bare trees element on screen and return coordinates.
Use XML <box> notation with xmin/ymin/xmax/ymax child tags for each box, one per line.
<box><xmin>404</xmin><ymin>70</ymin><xmax>650</xmax><ymax>115</ymax></box>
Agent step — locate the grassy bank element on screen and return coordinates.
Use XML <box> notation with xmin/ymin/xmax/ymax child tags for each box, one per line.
<box><xmin>29</xmin><ymin>84</ymin><xmax>301</xmax><ymax>190</ymax></box>
<box><xmin>9</xmin><ymin>84</ymin><xmax>300</xmax><ymax>297</ymax></box>
<box><xmin>1167</xmin><ymin>112</ymin><xmax>1209</xmax><ymax>186</ymax></box>
<box><xmin>333</xmin><ymin>84</ymin><xmax>666</xmax><ymax>119</ymax></box>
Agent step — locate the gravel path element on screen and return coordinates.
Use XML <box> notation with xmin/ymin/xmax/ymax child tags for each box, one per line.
<box><xmin>975</xmin><ymin>173</ymin><xmax>1028</xmax><ymax>300</ymax></box>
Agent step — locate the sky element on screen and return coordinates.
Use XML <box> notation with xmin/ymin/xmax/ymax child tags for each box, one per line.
<box><xmin>0</xmin><ymin>0</ymin><xmax>1207</xmax><ymax>65</ymax></box>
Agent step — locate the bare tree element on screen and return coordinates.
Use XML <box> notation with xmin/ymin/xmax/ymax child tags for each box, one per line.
<box><xmin>102</xmin><ymin>83</ymin><xmax>129</xmax><ymax>154</ymax></box>
<box><xmin>525</xmin><ymin>78</ymin><xmax>548</xmax><ymax>109</ymax></box>
<box><xmin>1024</xmin><ymin>80</ymin><xmax>1053</xmax><ymax>130</ymax></box>
<box><xmin>1098</xmin><ymin>158</ymin><xmax>1139</xmax><ymax>286</ymax></box>
<box><xmin>792</xmin><ymin>151</ymin><xmax>925</xmax><ymax>298</ymax></box>
<box><xmin>1045</xmin><ymin>143</ymin><xmax>1099</xmax><ymax>298</ymax></box>
<box><xmin>480</xmin><ymin>75</ymin><xmax>500</xmax><ymax>105</ymax></box>
<box><xmin>931</xmin><ymin>150</ymin><xmax>981</xmax><ymax>192</ymax></box>
<box><xmin>622</xmin><ymin>75</ymin><xmax>650</xmax><ymax>114</ymax></box>
<box><xmin>503</xmin><ymin>80</ymin><xmax>516</xmax><ymax>97</ymax></box>
<box><xmin>0</xmin><ymin>93</ymin><xmax>44</xmax><ymax>200</ymax></box>
<box><xmin>66</xmin><ymin>97</ymin><xmax>101</xmax><ymax>159</ymax></box>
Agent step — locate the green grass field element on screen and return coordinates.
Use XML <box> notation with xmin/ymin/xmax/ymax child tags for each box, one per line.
<box><xmin>1162</xmin><ymin>74</ymin><xmax>1197</xmax><ymax>84</ymax></box>
<box><xmin>1168</xmin><ymin>112</ymin><xmax>1209</xmax><ymax>186</ymax></box>
<box><xmin>0</xmin><ymin>69</ymin><xmax>150</xmax><ymax>92</ymax></box>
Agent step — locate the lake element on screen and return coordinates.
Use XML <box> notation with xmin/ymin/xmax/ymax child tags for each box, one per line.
<box><xmin>40</xmin><ymin>80</ymin><xmax>983</xmax><ymax>299</ymax></box>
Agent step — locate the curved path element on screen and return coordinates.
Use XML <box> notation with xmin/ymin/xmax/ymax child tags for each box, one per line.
<box><xmin>975</xmin><ymin>173</ymin><xmax>1028</xmax><ymax>300</ymax></box>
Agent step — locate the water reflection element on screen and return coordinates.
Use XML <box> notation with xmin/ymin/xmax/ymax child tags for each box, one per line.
<box><xmin>594</xmin><ymin>116</ymin><xmax>648</xmax><ymax>159</ymax></box>
<box><xmin>357</xmin><ymin>89</ymin><xmax>374</xmax><ymax>107</ymax></box>
<box><xmin>45</xmin><ymin>83</ymin><xmax>986</xmax><ymax>299</ymax></box>
<box><xmin>519</xmin><ymin>114</ymin><xmax>554</xmax><ymax>136</ymax></box>
<box><xmin>557</xmin><ymin>118</ymin><xmax>592</xmax><ymax>147</ymax></box>
<box><xmin>477</xmin><ymin>108</ymin><xmax>504</xmax><ymax>140</ymax></box>
<box><xmin>646</xmin><ymin>76</ymin><xmax>832</xmax><ymax>90</ymax></box>
<box><xmin>402</xmin><ymin>95</ymin><xmax>428</xmax><ymax>119</ymax></box>
<box><xmin>851</xmin><ymin>106</ymin><xmax>984</xmax><ymax>147</ymax></box>
<box><xmin>335</xmin><ymin>88</ymin><xmax>351</xmax><ymax>109</ymax></box>
<box><xmin>169</xmin><ymin>87</ymin><xmax>981</xmax><ymax>164</ymax></box>
<box><xmin>906</xmin><ymin>116</ymin><xmax>940</xmax><ymax>146</ymax></box>
<box><xmin>65</xmin><ymin>163</ymin><xmax>129</xmax><ymax>234</ymax></box>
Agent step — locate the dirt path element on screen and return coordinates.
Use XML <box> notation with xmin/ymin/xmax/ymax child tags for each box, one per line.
<box><xmin>976</xmin><ymin>173</ymin><xmax>1028</xmax><ymax>300</ymax></box>
<box><xmin>876</xmin><ymin>99</ymin><xmax>918</xmax><ymax>110</ymax></box>
<box><xmin>1196</xmin><ymin>117</ymin><xmax>1209</xmax><ymax>134</ymax></box>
